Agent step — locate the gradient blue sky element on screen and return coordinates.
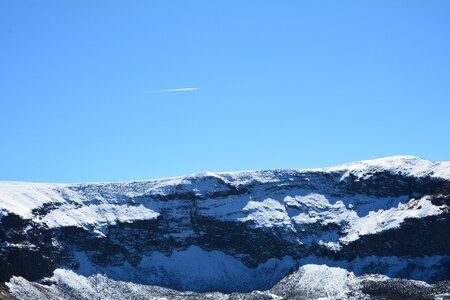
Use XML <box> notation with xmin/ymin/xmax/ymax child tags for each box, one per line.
<box><xmin>1</xmin><ymin>1</ymin><xmax>449</xmax><ymax>183</ymax></box>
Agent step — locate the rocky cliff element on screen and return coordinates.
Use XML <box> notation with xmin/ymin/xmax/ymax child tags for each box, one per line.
<box><xmin>0</xmin><ymin>156</ymin><xmax>449</xmax><ymax>299</ymax></box>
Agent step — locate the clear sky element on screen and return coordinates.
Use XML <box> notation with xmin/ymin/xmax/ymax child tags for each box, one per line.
<box><xmin>1</xmin><ymin>1</ymin><xmax>449</xmax><ymax>183</ymax></box>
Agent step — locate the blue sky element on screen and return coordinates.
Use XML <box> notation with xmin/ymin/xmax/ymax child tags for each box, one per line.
<box><xmin>1</xmin><ymin>1</ymin><xmax>449</xmax><ymax>182</ymax></box>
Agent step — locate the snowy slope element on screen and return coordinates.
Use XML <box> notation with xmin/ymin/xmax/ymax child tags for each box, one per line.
<box><xmin>323</xmin><ymin>155</ymin><xmax>450</xmax><ymax>180</ymax></box>
<box><xmin>0</xmin><ymin>156</ymin><xmax>449</xmax><ymax>299</ymax></box>
<box><xmin>0</xmin><ymin>156</ymin><xmax>447</xmax><ymax>232</ymax></box>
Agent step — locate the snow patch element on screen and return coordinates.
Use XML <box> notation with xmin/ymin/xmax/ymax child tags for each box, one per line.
<box><xmin>342</xmin><ymin>196</ymin><xmax>443</xmax><ymax>243</ymax></box>
<box><xmin>239</xmin><ymin>198</ymin><xmax>293</xmax><ymax>228</ymax></box>
<box><xmin>42</xmin><ymin>204</ymin><xmax>159</xmax><ymax>229</ymax></box>
<box><xmin>0</xmin><ymin>182</ymin><xmax>67</xmax><ymax>218</ymax></box>
<box><xmin>71</xmin><ymin>246</ymin><xmax>296</xmax><ymax>292</ymax></box>
<box><xmin>322</xmin><ymin>156</ymin><xmax>450</xmax><ymax>181</ymax></box>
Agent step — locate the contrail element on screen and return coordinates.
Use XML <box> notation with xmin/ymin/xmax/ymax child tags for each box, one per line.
<box><xmin>152</xmin><ymin>87</ymin><xmax>198</xmax><ymax>93</ymax></box>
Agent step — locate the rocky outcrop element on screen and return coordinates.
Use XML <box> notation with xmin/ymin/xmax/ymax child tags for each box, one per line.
<box><xmin>0</xmin><ymin>215</ymin><xmax>61</xmax><ymax>283</ymax></box>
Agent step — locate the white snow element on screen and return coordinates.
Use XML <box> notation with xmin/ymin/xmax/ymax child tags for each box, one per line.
<box><xmin>6</xmin><ymin>253</ymin><xmax>449</xmax><ymax>298</ymax></box>
<box><xmin>68</xmin><ymin>246</ymin><xmax>297</xmax><ymax>292</ymax></box>
<box><xmin>322</xmin><ymin>155</ymin><xmax>450</xmax><ymax>181</ymax></box>
<box><xmin>285</xmin><ymin>193</ymin><xmax>353</xmax><ymax>226</ymax></box>
<box><xmin>280</xmin><ymin>264</ymin><xmax>360</xmax><ymax>299</ymax></box>
<box><xmin>0</xmin><ymin>182</ymin><xmax>67</xmax><ymax>218</ymax></box>
<box><xmin>1</xmin><ymin>156</ymin><xmax>449</xmax><ymax>299</ymax></box>
<box><xmin>239</xmin><ymin>198</ymin><xmax>293</xmax><ymax>228</ymax></box>
<box><xmin>0</xmin><ymin>156</ymin><xmax>448</xmax><ymax>248</ymax></box>
<box><xmin>342</xmin><ymin>196</ymin><xmax>444</xmax><ymax>243</ymax></box>
<box><xmin>42</xmin><ymin>204</ymin><xmax>159</xmax><ymax>229</ymax></box>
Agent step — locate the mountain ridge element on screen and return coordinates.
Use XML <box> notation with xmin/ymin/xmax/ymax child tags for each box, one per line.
<box><xmin>0</xmin><ymin>156</ymin><xmax>449</xmax><ymax>299</ymax></box>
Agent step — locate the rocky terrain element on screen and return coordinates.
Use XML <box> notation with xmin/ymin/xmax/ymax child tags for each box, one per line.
<box><xmin>0</xmin><ymin>156</ymin><xmax>449</xmax><ymax>299</ymax></box>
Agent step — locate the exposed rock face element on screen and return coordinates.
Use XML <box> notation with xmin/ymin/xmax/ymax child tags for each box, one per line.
<box><xmin>0</xmin><ymin>215</ymin><xmax>60</xmax><ymax>283</ymax></box>
<box><xmin>0</xmin><ymin>156</ymin><xmax>449</xmax><ymax>299</ymax></box>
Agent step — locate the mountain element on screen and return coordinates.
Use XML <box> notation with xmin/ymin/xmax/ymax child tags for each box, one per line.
<box><xmin>0</xmin><ymin>156</ymin><xmax>449</xmax><ymax>299</ymax></box>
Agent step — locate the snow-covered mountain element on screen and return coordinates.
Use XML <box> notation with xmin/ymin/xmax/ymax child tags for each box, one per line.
<box><xmin>0</xmin><ymin>156</ymin><xmax>449</xmax><ymax>299</ymax></box>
